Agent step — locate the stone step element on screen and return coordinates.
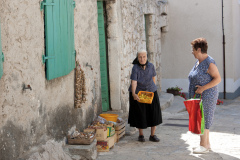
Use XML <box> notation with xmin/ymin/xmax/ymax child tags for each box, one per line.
<box><xmin>63</xmin><ymin>139</ymin><xmax>97</xmax><ymax>160</ymax></box>
<box><xmin>159</xmin><ymin>91</ymin><xmax>174</xmax><ymax>110</ymax></box>
<box><xmin>163</xmin><ymin>95</ymin><xmax>186</xmax><ymax>113</ymax></box>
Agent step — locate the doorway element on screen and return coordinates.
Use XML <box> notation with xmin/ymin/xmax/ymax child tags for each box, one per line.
<box><xmin>97</xmin><ymin>1</ymin><xmax>110</xmax><ymax>112</ymax></box>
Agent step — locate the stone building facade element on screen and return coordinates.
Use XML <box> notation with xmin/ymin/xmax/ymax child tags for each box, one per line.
<box><xmin>0</xmin><ymin>0</ymin><xmax>167</xmax><ymax>159</ymax></box>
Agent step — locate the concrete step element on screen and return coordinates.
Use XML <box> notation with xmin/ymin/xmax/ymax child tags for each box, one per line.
<box><xmin>159</xmin><ymin>91</ymin><xmax>174</xmax><ymax>110</ymax></box>
<box><xmin>63</xmin><ymin>139</ymin><xmax>97</xmax><ymax>160</ymax></box>
<box><xmin>163</xmin><ymin>95</ymin><xmax>186</xmax><ymax>114</ymax></box>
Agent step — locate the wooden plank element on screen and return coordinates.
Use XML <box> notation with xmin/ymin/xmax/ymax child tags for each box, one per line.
<box><xmin>116</xmin><ymin>126</ymin><xmax>125</xmax><ymax>134</ymax></box>
<box><xmin>115</xmin><ymin>121</ymin><xmax>126</xmax><ymax>131</ymax></box>
<box><xmin>115</xmin><ymin>122</ymin><xmax>126</xmax><ymax>142</ymax></box>
<box><xmin>117</xmin><ymin>130</ymin><xmax>125</xmax><ymax>142</ymax></box>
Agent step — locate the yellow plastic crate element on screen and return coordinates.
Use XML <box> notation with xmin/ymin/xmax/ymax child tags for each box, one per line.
<box><xmin>100</xmin><ymin>114</ymin><xmax>118</xmax><ymax>122</ymax></box>
<box><xmin>137</xmin><ymin>91</ymin><xmax>154</xmax><ymax>104</ymax></box>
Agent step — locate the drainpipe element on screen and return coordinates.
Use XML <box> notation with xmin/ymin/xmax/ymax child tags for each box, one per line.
<box><xmin>222</xmin><ymin>0</ymin><xmax>226</xmax><ymax>99</ymax></box>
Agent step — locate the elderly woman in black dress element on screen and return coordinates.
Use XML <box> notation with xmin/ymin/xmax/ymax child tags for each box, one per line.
<box><xmin>128</xmin><ymin>49</ymin><xmax>162</xmax><ymax>142</ymax></box>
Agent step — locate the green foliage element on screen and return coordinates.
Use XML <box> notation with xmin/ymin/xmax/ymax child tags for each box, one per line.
<box><xmin>167</xmin><ymin>86</ymin><xmax>182</xmax><ymax>92</ymax></box>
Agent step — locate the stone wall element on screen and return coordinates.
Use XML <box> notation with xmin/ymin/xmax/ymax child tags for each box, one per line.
<box><xmin>117</xmin><ymin>0</ymin><xmax>167</xmax><ymax>112</ymax></box>
<box><xmin>0</xmin><ymin>0</ymin><xmax>168</xmax><ymax>159</ymax></box>
<box><xmin>0</xmin><ymin>0</ymin><xmax>102</xmax><ymax>159</ymax></box>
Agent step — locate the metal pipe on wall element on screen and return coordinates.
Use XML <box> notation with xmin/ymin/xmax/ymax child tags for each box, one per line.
<box><xmin>222</xmin><ymin>0</ymin><xmax>226</xmax><ymax>99</ymax></box>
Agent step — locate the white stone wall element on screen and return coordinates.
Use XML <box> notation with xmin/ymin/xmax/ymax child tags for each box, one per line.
<box><xmin>161</xmin><ymin>0</ymin><xmax>240</xmax><ymax>98</ymax></box>
<box><xmin>0</xmin><ymin>0</ymin><xmax>167</xmax><ymax>158</ymax></box>
<box><xmin>0</xmin><ymin>0</ymin><xmax>101</xmax><ymax>159</ymax></box>
<box><xmin>0</xmin><ymin>0</ymin><xmax>102</xmax><ymax>128</ymax></box>
<box><xmin>74</xmin><ymin>0</ymin><xmax>102</xmax><ymax>114</ymax></box>
<box><xmin>232</xmin><ymin>0</ymin><xmax>240</xmax><ymax>81</ymax></box>
<box><xmin>119</xmin><ymin>0</ymin><xmax>165</xmax><ymax>111</ymax></box>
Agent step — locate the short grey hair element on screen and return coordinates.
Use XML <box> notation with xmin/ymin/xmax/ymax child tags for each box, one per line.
<box><xmin>137</xmin><ymin>49</ymin><xmax>147</xmax><ymax>55</ymax></box>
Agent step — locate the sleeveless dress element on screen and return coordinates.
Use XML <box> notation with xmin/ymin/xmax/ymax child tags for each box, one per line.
<box><xmin>188</xmin><ymin>56</ymin><xmax>218</xmax><ymax>129</ymax></box>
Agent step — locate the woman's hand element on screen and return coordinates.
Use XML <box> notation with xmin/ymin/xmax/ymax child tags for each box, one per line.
<box><xmin>195</xmin><ymin>85</ymin><xmax>205</xmax><ymax>94</ymax></box>
<box><xmin>132</xmin><ymin>93</ymin><xmax>140</xmax><ymax>101</ymax></box>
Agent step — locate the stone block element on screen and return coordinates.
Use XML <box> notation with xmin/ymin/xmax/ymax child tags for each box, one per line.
<box><xmin>63</xmin><ymin>139</ymin><xmax>97</xmax><ymax>160</ymax></box>
<box><xmin>160</xmin><ymin>15</ymin><xmax>167</xmax><ymax>27</ymax></box>
<box><xmin>125</xmin><ymin>123</ymin><xmax>137</xmax><ymax>136</ymax></box>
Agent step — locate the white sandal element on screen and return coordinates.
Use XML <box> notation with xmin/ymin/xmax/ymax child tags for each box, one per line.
<box><xmin>193</xmin><ymin>146</ymin><xmax>209</xmax><ymax>154</ymax></box>
<box><xmin>192</xmin><ymin>146</ymin><xmax>211</xmax><ymax>151</ymax></box>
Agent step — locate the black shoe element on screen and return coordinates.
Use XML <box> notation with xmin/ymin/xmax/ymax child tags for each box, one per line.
<box><xmin>138</xmin><ymin>135</ymin><xmax>145</xmax><ymax>142</ymax></box>
<box><xmin>149</xmin><ymin>135</ymin><xmax>160</xmax><ymax>142</ymax></box>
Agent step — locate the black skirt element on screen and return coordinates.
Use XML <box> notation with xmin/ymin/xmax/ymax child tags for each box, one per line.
<box><xmin>128</xmin><ymin>91</ymin><xmax>162</xmax><ymax>129</ymax></box>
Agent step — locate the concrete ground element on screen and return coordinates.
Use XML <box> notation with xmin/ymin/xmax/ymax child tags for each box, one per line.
<box><xmin>97</xmin><ymin>94</ymin><xmax>240</xmax><ymax>160</ymax></box>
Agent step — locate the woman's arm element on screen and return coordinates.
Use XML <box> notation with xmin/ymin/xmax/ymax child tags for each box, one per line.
<box><xmin>131</xmin><ymin>80</ymin><xmax>139</xmax><ymax>101</ymax></box>
<box><xmin>195</xmin><ymin>63</ymin><xmax>221</xmax><ymax>94</ymax></box>
<box><xmin>152</xmin><ymin>77</ymin><xmax>156</xmax><ymax>84</ymax></box>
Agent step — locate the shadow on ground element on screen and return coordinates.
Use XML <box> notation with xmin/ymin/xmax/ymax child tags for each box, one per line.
<box><xmin>97</xmin><ymin>96</ymin><xmax>240</xmax><ymax>160</ymax></box>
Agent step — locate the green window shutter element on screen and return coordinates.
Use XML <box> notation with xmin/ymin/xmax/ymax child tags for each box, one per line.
<box><xmin>97</xmin><ymin>1</ymin><xmax>110</xmax><ymax>111</ymax></box>
<box><xmin>0</xmin><ymin>21</ymin><xmax>3</xmax><ymax>79</ymax></box>
<box><xmin>42</xmin><ymin>0</ymin><xmax>75</xmax><ymax>80</ymax></box>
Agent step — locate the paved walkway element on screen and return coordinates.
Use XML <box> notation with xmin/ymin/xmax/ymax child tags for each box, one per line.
<box><xmin>97</xmin><ymin>95</ymin><xmax>240</xmax><ymax>160</ymax></box>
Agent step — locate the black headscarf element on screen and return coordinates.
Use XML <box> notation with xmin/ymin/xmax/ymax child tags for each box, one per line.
<box><xmin>132</xmin><ymin>57</ymin><xmax>148</xmax><ymax>67</ymax></box>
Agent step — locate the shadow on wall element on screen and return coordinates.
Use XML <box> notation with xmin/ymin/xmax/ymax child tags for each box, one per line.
<box><xmin>0</xmin><ymin>105</ymin><xmax>95</xmax><ymax>160</ymax></box>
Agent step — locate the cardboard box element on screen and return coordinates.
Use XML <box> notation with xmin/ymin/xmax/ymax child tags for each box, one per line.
<box><xmin>84</xmin><ymin>128</ymin><xmax>95</xmax><ymax>133</ymax></box>
<box><xmin>84</xmin><ymin>128</ymin><xmax>107</xmax><ymax>141</ymax></box>
<box><xmin>96</xmin><ymin>134</ymin><xmax>115</xmax><ymax>152</ymax></box>
<box><xmin>107</xmin><ymin>127</ymin><xmax>115</xmax><ymax>137</ymax></box>
<box><xmin>96</xmin><ymin>128</ymin><xmax>108</xmax><ymax>141</ymax></box>
<box><xmin>113</xmin><ymin>133</ymin><xmax>117</xmax><ymax>143</ymax></box>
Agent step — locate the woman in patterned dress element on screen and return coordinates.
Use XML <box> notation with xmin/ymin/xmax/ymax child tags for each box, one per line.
<box><xmin>188</xmin><ymin>38</ymin><xmax>221</xmax><ymax>154</ymax></box>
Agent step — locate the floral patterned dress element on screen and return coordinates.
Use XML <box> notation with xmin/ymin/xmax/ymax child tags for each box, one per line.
<box><xmin>188</xmin><ymin>56</ymin><xmax>218</xmax><ymax>129</ymax></box>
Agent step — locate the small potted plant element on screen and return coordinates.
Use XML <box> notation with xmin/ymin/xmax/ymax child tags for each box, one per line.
<box><xmin>216</xmin><ymin>99</ymin><xmax>223</xmax><ymax>105</ymax></box>
<box><xmin>166</xmin><ymin>86</ymin><xmax>182</xmax><ymax>96</ymax></box>
<box><xmin>179</xmin><ymin>92</ymin><xmax>187</xmax><ymax>100</ymax></box>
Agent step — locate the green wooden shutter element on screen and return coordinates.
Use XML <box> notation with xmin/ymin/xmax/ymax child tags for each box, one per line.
<box><xmin>0</xmin><ymin>21</ymin><xmax>3</xmax><ymax>79</ymax></box>
<box><xmin>42</xmin><ymin>0</ymin><xmax>75</xmax><ymax>80</ymax></box>
<box><xmin>97</xmin><ymin>1</ymin><xmax>110</xmax><ymax>111</ymax></box>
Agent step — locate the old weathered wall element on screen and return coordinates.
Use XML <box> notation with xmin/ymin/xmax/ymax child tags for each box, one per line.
<box><xmin>0</xmin><ymin>0</ymin><xmax>101</xmax><ymax>159</ymax></box>
<box><xmin>0</xmin><ymin>0</ymin><xmax>167</xmax><ymax>158</ymax></box>
<box><xmin>119</xmin><ymin>0</ymin><xmax>165</xmax><ymax>112</ymax></box>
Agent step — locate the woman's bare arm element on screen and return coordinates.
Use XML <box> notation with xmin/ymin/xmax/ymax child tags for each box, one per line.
<box><xmin>131</xmin><ymin>80</ymin><xmax>139</xmax><ymax>100</ymax></box>
<box><xmin>152</xmin><ymin>77</ymin><xmax>156</xmax><ymax>84</ymax></box>
<box><xmin>195</xmin><ymin>63</ymin><xmax>221</xmax><ymax>94</ymax></box>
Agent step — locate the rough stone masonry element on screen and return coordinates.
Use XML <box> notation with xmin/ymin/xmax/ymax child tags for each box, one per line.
<box><xmin>0</xmin><ymin>0</ymin><xmax>168</xmax><ymax>159</ymax></box>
